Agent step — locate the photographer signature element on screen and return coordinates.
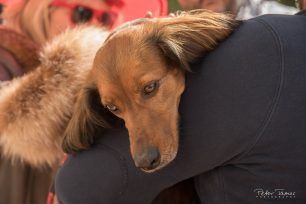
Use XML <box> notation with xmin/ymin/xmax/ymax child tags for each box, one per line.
<box><xmin>254</xmin><ymin>188</ymin><xmax>296</xmax><ymax>199</ymax></box>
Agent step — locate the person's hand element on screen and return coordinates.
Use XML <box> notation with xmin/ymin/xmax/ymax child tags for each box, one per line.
<box><xmin>0</xmin><ymin>27</ymin><xmax>40</xmax><ymax>73</ymax></box>
<box><xmin>0</xmin><ymin>47</ymin><xmax>23</xmax><ymax>81</ymax></box>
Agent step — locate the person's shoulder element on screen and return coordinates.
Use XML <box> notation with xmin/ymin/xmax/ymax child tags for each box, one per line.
<box><xmin>295</xmin><ymin>9</ymin><xmax>306</xmax><ymax>16</ymax></box>
<box><xmin>231</xmin><ymin>13</ymin><xmax>306</xmax><ymax>51</ymax></box>
<box><xmin>244</xmin><ymin>13</ymin><xmax>306</xmax><ymax>35</ymax></box>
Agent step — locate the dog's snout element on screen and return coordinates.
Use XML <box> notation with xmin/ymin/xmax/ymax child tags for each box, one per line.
<box><xmin>134</xmin><ymin>147</ymin><xmax>160</xmax><ymax>170</ymax></box>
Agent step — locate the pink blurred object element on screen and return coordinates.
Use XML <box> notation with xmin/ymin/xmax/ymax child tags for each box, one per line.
<box><xmin>0</xmin><ymin>0</ymin><xmax>168</xmax><ymax>18</ymax></box>
<box><xmin>121</xmin><ymin>0</ymin><xmax>168</xmax><ymax>19</ymax></box>
<box><xmin>1</xmin><ymin>0</ymin><xmax>168</xmax><ymax>28</ymax></box>
<box><xmin>105</xmin><ymin>0</ymin><xmax>125</xmax><ymax>8</ymax></box>
<box><xmin>112</xmin><ymin>0</ymin><xmax>168</xmax><ymax>27</ymax></box>
<box><xmin>0</xmin><ymin>0</ymin><xmax>20</xmax><ymax>3</ymax></box>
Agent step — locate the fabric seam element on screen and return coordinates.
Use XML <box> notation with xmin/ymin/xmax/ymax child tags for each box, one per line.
<box><xmin>218</xmin><ymin>168</ymin><xmax>227</xmax><ymax>204</ymax></box>
<box><xmin>236</xmin><ymin>18</ymin><xmax>285</xmax><ymax>161</ymax></box>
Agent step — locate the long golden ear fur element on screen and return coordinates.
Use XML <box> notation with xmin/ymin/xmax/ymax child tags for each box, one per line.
<box><xmin>62</xmin><ymin>75</ymin><xmax>114</xmax><ymax>153</ymax></box>
<box><xmin>62</xmin><ymin>80</ymin><xmax>116</xmax><ymax>153</ymax></box>
<box><xmin>146</xmin><ymin>9</ymin><xmax>237</xmax><ymax>71</ymax></box>
<box><xmin>62</xmin><ymin>83</ymin><xmax>98</xmax><ymax>153</ymax></box>
<box><xmin>62</xmin><ymin>77</ymin><xmax>122</xmax><ymax>153</ymax></box>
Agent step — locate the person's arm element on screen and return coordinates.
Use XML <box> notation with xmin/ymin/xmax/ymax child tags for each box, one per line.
<box><xmin>55</xmin><ymin>15</ymin><xmax>283</xmax><ymax>204</ymax></box>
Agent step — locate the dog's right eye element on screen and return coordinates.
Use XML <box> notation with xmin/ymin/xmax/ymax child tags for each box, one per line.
<box><xmin>143</xmin><ymin>81</ymin><xmax>159</xmax><ymax>95</ymax></box>
<box><xmin>105</xmin><ymin>104</ymin><xmax>118</xmax><ymax>112</ymax></box>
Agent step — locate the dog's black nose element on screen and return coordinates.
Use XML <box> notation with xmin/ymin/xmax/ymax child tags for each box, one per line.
<box><xmin>134</xmin><ymin>147</ymin><xmax>160</xmax><ymax>170</ymax></box>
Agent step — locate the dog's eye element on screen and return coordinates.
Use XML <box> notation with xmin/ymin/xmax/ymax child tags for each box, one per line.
<box><xmin>143</xmin><ymin>81</ymin><xmax>159</xmax><ymax>95</ymax></box>
<box><xmin>105</xmin><ymin>104</ymin><xmax>118</xmax><ymax>112</ymax></box>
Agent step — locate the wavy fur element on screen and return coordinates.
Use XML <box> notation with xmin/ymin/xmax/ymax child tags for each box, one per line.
<box><xmin>0</xmin><ymin>26</ymin><xmax>109</xmax><ymax>167</ymax></box>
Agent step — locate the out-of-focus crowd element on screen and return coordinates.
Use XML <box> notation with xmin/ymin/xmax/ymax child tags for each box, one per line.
<box><xmin>0</xmin><ymin>1</ymin><xmax>304</xmax><ymax>204</ymax></box>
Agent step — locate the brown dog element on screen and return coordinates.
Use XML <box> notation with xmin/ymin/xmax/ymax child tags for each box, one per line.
<box><xmin>63</xmin><ymin>10</ymin><xmax>236</xmax><ymax>172</ymax></box>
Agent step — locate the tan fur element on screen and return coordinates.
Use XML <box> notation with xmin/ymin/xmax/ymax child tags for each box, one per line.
<box><xmin>63</xmin><ymin>10</ymin><xmax>237</xmax><ymax>171</ymax></box>
<box><xmin>0</xmin><ymin>26</ymin><xmax>109</xmax><ymax>167</ymax></box>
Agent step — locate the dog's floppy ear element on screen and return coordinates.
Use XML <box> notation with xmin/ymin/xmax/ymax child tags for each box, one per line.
<box><xmin>147</xmin><ymin>10</ymin><xmax>237</xmax><ymax>71</ymax></box>
<box><xmin>62</xmin><ymin>81</ymin><xmax>116</xmax><ymax>153</ymax></box>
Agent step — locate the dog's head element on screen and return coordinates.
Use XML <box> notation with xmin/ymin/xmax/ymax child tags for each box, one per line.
<box><xmin>63</xmin><ymin>10</ymin><xmax>236</xmax><ymax>172</ymax></box>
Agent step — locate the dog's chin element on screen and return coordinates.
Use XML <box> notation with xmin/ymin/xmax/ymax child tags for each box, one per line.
<box><xmin>140</xmin><ymin>149</ymin><xmax>178</xmax><ymax>173</ymax></box>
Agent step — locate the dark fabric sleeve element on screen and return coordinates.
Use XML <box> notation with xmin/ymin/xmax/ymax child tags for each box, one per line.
<box><xmin>55</xmin><ymin>138</ymin><xmax>130</xmax><ymax>204</ymax></box>
<box><xmin>55</xmin><ymin>14</ymin><xmax>306</xmax><ymax>204</ymax></box>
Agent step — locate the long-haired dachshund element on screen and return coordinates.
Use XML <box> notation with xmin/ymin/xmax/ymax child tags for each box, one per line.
<box><xmin>63</xmin><ymin>10</ymin><xmax>236</xmax><ymax>171</ymax></box>
<box><xmin>62</xmin><ymin>9</ymin><xmax>236</xmax><ymax>204</ymax></box>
